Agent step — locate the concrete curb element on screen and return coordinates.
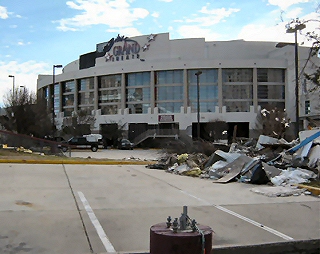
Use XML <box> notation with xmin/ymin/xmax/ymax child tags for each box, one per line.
<box><xmin>121</xmin><ymin>239</ymin><xmax>320</xmax><ymax>254</ymax></box>
<box><xmin>297</xmin><ymin>184</ymin><xmax>320</xmax><ymax>196</ymax></box>
<box><xmin>0</xmin><ymin>159</ymin><xmax>154</xmax><ymax>165</ymax></box>
<box><xmin>211</xmin><ymin>239</ymin><xmax>320</xmax><ymax>254</ymax></box>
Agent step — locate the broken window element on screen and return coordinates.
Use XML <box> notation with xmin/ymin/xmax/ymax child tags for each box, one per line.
<box><xmin>222</xmin><ymin>69</ymin><xmax>253</xmax><ymax>112</ymax></box>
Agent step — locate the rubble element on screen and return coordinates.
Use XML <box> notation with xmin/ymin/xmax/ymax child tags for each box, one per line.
<box><xmin>147</xmin><ymin>129</ymin><xmax>320</xmax><ymax>197</ymax></box>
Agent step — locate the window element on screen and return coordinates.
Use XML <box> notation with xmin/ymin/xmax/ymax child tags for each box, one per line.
<box><xmin>223</xmin><ymin>69</ymin><xmax>253</xmax><ymax>82</ymax></box>
<box><xmin>63</xmin><ymin>94</ymin><xmax>74</xmax><ymax>107</ymax></box>
<box><xmin>258</xmin><ymin>85</ymin><xmax>285</xmax><ymax>99</ymax></box>
<box><xmin>305</xmin><ymin>100</ymin><xmax>310</xmax><ymax>114</ymax></box>
<box><xmin>187</xmin><ymin>69</ymin><xmax>218</xmax><ymax>113</ymax></box>
<box><xmin>63</xmin><ymin>80</ymin><xmax>75</xmax><ymax>93</ymax></box>
<box><xmin>79</xmin><ymin>78</ymin><xmax>94</xmax><ymax>91</ymax></box>
<box><xmin>257</xmin><ymin>69</ymin><xmax>285</xmax><ymax>82</ymax></box>
<box><xmin>222</xmin><ymin>69</ymin><xmax>253</xmax><ymax>112</ymax></box>
<box><xmin>126</xmin><ymin>72</ymin><xmax>151</xmax><ymax>114</ymax></box>
<box><xmin>79</xmin><ymin>92</ymin><xmax>95</xmax><ymax>105</ymax></box>
<box><xmin>99</xmin><ymin>75</ymin><xmax>121</xmax><ymax>89</ymax></box>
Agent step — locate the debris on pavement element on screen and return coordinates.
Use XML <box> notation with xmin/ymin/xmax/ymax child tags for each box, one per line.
<box><xmin>146</xmin><ymin>129</ymin><xmax>320</xmax><ymax>197</ymax></box>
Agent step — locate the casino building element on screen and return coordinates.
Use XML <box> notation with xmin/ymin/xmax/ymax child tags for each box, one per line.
<box><xmin>37</xmin><ymin>32</ymin><xmax>319</xmax><ymax>144</ymax></box>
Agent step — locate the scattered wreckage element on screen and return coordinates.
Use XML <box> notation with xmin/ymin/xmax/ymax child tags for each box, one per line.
<box><xmin>147</xmin><ymin>129</ymin><xmax>320</xmax><ymax>197</ymax></box>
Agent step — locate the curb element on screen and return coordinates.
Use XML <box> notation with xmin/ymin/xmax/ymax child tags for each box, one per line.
<box><xmin>0</xmin><ymin>159</ymin><xmax>155</xmax><ymax>165</ymax></box>
<box><xmin>297</xmin><ymin>184</ymin><xmax>320</xmax><ymax>196</ymax></box>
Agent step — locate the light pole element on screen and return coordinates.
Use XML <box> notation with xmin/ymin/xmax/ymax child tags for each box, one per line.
<box><xmin>8</xmin><ymin>75</ymin><xmax>15</xmax><ymax>99</ymax></box>
<box><xmin>286</xmin><ymin>23</ymin><xmax>306</xmax><ymax>138</ymax></box>
<box><xmin>52</xmin><ymin>64</ymin><xmax>63</xmax><ymax>134</ymax></box>
<box><xmin>195</xmin><ymin>70</ymin><xmax>202</xmax><ymax>139</ymax></box>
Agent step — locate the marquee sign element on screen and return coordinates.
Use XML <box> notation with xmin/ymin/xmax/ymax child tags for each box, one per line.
<box><xmin>96</xmin><ymin>34</ymin><xmax>157</xmax><ymax>62</ymax></box>
<box><xmin>158</xmin><ymin>115</ymin><xmax>174</xmax><ymax>122</ymax></box>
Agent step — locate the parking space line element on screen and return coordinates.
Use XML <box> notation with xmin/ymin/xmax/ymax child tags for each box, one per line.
<box><xmin>179</xmin><ymin>189</ymin><xmax>294</xmax><ymax>241</ymax></box>
<box><xmin>77</xmin><ymin>191</ymin><xmax>117</xmax><ymax>253</ymax></box>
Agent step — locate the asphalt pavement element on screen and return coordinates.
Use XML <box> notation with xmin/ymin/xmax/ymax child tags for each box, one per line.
<box><xmin>0</xmin><ymin>150</ymin><xmax>319</xmax><ymax>254</ymax></box>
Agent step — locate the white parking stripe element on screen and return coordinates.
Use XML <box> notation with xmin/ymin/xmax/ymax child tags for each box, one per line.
<box><xmin>179</xmin><ymin>189</ymin><xmax>294</xmax><ymax>241</ymax></box>
<box><xmin>77</xmin><ymin>191</ymin><xmax>116</xmax><ymax>253</ymax></box>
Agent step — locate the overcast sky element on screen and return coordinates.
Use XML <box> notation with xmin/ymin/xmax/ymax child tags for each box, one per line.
<box><xmin>0</xmin><ymin>0</ymin><xmax>319</xmax><ymax>106</ymax></box>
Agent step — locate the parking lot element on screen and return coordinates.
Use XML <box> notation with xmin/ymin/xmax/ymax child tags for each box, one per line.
<box><xmin>0</xmin><ymin>150</ymin><xmax>319</xmax><ymax>253</ymax></box>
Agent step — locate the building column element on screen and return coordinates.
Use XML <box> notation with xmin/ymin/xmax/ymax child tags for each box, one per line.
<box><xmin>94</xmin><ymin>76</ymin><xmax>98</xmax><ymax>111</ymax></box>
<box><xmin>121</xmin><ymin>73</ymin><xmax>126</xmax><ymax>113</ymax></box>
<box><xmin>183</xmin><ymin>69</ymin><xmax>188</xmax><ymax>113</ymax></box>
<box><xmin>74</xmin><ymin>79</ymin><xmax>78</xmax><ymax>113</ymax></box>
<box><xmin>58</xmin><ymin>82</ymin><xmax>63</xmax><ymax>113</ymax></box>
<box><xmin>218</xmin><ymin>68</ymin><xmax>223</xmax><ymax>113</ymax></box>
<box><xmin>253</xmin><ymin>67</ymin><xmax>258</xmax><ymax>113</ymax></box>
<box><xmin>49</xmin><ymin>84</ymin><xmax>54</xmax><ymax>116</ymax></box>
<box><xmin>150</xmin><ymin>70</ymin><xmax>155</xmax><ymax>113</ymax></box>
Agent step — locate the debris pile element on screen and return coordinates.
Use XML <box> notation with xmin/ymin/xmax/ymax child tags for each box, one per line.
<box><xmin>147</xmin><ymin>129</ymin><xmax>320</xmax><ymax>197</ymax></box>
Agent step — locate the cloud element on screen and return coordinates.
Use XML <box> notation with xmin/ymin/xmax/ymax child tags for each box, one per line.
<box><xmin>237</xmin><ymin>11</ymin><xmax>319</xmax><ymax>46</ymax></box>
<box><xmin>151</xmin><ymin>12</ymin><xmax>159</xmax><ymax>18</ymax></box>
<box><xmin>0</xmin><ymin>61</ymin><xmax>50</xmax><ymax>106</ymax></box>
<box><xmin>0</xmin><ymin>6</ymin><xmax>9</xmax><ymax>19</ymax></box>
<box><xmin>158</xmin><ymin>0</ymin><xmax>173</xmax><ymax>2</ymax></box>
<box><xmin>179</xmin><ymin>6</ymin><xmax>240</xmax><ymax>27</ymax></box>
<box><xmin>177</xmin><ymin>25</ymin><xmax>221</xmax><ymax>40</ymax></box>
<box><xmin>55</xmin><ymin>0</ymin><xmax>149</xmax><ymax>31</ymax></box>
<box><xmin>268</xmin><ymin>0</ymin><xmax>310</xmax><ymax>10</ymax></box>
<box><xmin>107</xmin><ymin>27</ymin><xmax>142</xmax><ymax>37</ymax></box>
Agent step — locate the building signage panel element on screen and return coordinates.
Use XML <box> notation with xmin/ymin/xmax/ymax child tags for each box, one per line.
<box><xmin>158</xmin><ymin>115</ymin><xmax>174</xmax><ymax>122</ymax></box>
<box><xmin>96</xmin><ymin>34</ymin><xmax>157</xmax><ymax>63</ymax></box>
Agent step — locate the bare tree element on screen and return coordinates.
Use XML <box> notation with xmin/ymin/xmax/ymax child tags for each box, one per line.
<box><xmin>0</xmin><ymin>88</ymin><xmax>52</xmax><ymax>137</ymax></box>
<box><xmin>286</xmin><ymin>16</ymin><xmax>320</xmax><ymax>88</ymax></box>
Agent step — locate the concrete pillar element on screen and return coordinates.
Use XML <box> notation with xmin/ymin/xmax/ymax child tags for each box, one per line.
<box><xmin>121</xmin><ymin>73</ymin><xmax>126</xmax><ymax>113</ymax></box>
<box><xmin>183</xmin><ymin>69</ymin><xmax>188</xmax><ymax>113</ymax></box>
<box><xmin>74</xmin><ymin>79</ymin><xmax>78</xmax><ymax>113</ymax></box>
<box><xmin>218</xmin><ymin>68</ymin><xmax>223</xmax><ymax>113</ymax></box>
<box><xmin>94</xmin><ymin>76</ymin><xmax>98</xmax><ymax>111</ymax></box>
<box><xmin>253</xmin><ymin>67</ymin><xmax>258</xmax><ymax>113</ymax></box>
<box><xmin>150</xmin><ymin>70</ymin><xmax>155</xmax><ymax>113</ymax></box>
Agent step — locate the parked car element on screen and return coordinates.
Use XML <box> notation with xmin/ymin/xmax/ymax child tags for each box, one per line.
<box><xmin>59</xmin><ymin>135</ymin><xmax>103</xmax><ymax>152</ymax></box>
<box><xmin>117</xmin><ymin>139</ymin><xmax>134</xmax><ymax>150</ymax></box>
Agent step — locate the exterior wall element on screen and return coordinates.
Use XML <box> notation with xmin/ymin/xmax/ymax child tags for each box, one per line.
<box><xmin>37</xmin><ymin>32</ymin><xmax>319</xmax><ymax>139</ymax></box>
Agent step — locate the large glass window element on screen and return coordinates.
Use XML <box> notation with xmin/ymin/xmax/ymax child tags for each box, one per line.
<box><xmin>127</xmin><ymin>72</ymin><xmax>150</xmax><ymax>87</ymax></box>
<box><xmin>257</xmin><ymin>68</ymin><xmax>285</xmax><ymax>110</ymax></box>
<box><xmin>222</xmin><ymin>68</ymin><xmax>253</xmax><ymax>112</ymax></box>
<box><xmin>187</xmin><ymin>69</ymin><xmax>218</xmax><ymax>113</ymax></box>
<box><xmin>155</xmin><ymin>70</ymin><xmax>183</xmax><ymax>113</ymax></box>
<box><xmin>223</xmin><ymin>68</ymin><xmax>253</xmax><ymax>82</ymax></box>
<box><xmin>126</xmin><ymin>72</ymin><xmax>150</xmax><ymax>114</ymax></box>
<box><xmin>101</xmin><ymin>105</ymin><xmax>119</xmax><ymax>115</ymax></box>
<box><xmin>79</xmin><ymin>92</ymin><xmax>95</xmax><ymax>105</ymax></box>
<box><xmin>258</xmin><ymin>85</ymin><xmax>285</xmax><ymax>99</ymax></box>
<box><xmin>99</xmin><ymin>74</ymin><xmax>122</xmax><ymax>115</ymax></box>
<box><xmin>99</xmin><ymin>90</ymin><xmax>121</xmax><ymax>103</ymax></box>
<box><xmin>63</xmin><ymin>80</ymin><xmax>75</xmax><ymax>93</ymax></box>
<box><xmin>257</xmin><ymin>69</ymin><xmax>285</xmax><ymax>82</ymax></box>
<box><xmin>53</xmin><ymin>84</ymin><xmax>60</xmax><ymax>115</ymax></box>
<box><xmin>62</xmin><ymin>94</ymin><xmax>74</xmax><ymax>107</ymax></box>
<box><xmin>79</xmin><ymin>78</ymin><xmax>94</xmax><ymax>91</ymax></box>
<box><xmin>99</xmin><ymin>75</ymin><xmax>121</xmax><ymax>88</ymax></box>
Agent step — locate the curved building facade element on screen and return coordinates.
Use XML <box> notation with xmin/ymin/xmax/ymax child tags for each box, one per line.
<box><xmin>37</xmin><ymin>32</ymin><xmax>318</xmax><ymax>143</ymax></box>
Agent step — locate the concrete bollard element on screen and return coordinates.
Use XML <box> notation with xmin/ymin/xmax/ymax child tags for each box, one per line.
<box><xmin>150</xmin><ymin>206</ymin><xmax>213</xmax><ymax>254</ymax></box>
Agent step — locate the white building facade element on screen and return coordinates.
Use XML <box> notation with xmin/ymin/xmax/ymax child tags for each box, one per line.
<box><xmin>37</xmin><ymin>32</ymin><xmax>319</xmax><ymax>143</ymax></box>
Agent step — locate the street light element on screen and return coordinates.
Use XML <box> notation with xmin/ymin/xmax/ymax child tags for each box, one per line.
<box><xmin>195</xmin><ymin>70</ymin><xmax>202</xmax><ymax>139</ymax></box>
<box><xmin>52</xmin><ymin>64</ymin><xmax>63</xmax><ymax>134</ymax></box>
<box><xmin>286</xmin><ymin>22</ymin><xmax>306</xmax><ymax>138</ymax></box>
<box><xmin>8</xmin><ymin>75</ymin><xmax>15</xmax><ymax>96</ymax></box>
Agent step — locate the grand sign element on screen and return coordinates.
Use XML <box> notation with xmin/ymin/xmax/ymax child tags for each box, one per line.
<box><xmin>96</xmin><ymin>34</ymin><xmax>157</xmax><ymax>62</ymax></box>
<box><xmin>97</xmin><ymin>34</ymin><xmax>141</xmax><ymax>62</ymax></box>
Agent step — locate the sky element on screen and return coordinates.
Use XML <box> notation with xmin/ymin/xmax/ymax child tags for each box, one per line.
<box><xmin>0</xmin><ymin>0</ymin><xmax>319</xmax><ymax>106</ymax></box>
